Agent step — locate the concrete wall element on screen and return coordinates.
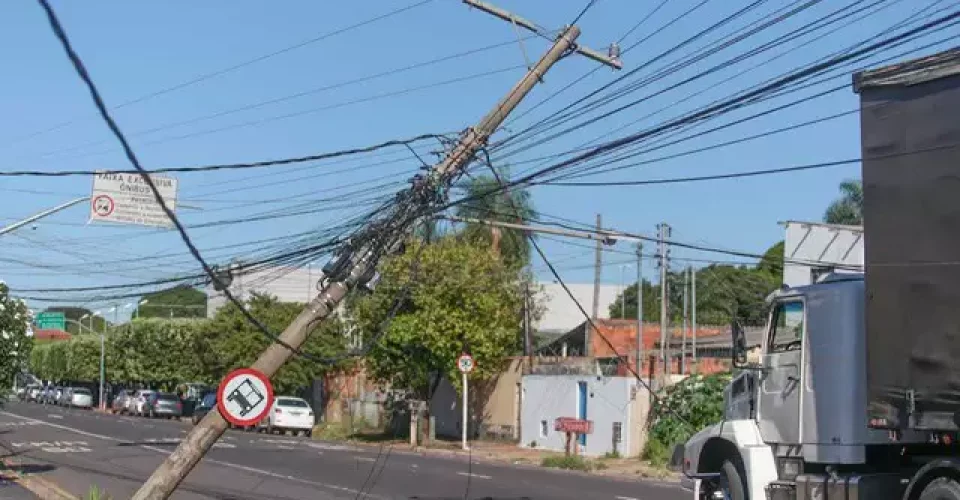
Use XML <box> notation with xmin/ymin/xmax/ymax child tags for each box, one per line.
<box><xmin>429</xmin><ymin>358</ymin><xmax>525</xmax><ymax>440</ymax></box>
<box><xmin>520</xmin><ymin>375</ymin><xmax>650</xmax><ymax>458</ymax></box>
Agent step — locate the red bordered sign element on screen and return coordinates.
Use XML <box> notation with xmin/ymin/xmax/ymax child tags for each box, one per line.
<box><xmin>216</xmin><ymin>368</ymin><xmax>275</xmax><ymax>427</ymax></box>
<box><xmin>91</xmin><ymin>195</ymin><xmax>114</xmax><ymax>217</ymax></box>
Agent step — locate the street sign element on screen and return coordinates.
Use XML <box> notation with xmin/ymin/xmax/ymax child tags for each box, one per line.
<box><xmin>457</xmin><ymin>354</ymin><xmax>475</xmax><ymax>374</ymax></box>
<box><xmin>35</xmin><ymin>312</ymin><xmax>65</xmax><ymax>330</ymax></box>
<box><xmin>216</xmin><ymin>368</ymin><xmax>274</xmax><ymax>427</ymax></box>
<box><xmin>554</xmin><ymin>417</ymin><xmax>594</xmax><ymax>435</ymax></box>
<box><xmin>89</xmin><ymin>171</ymin><xmax>178</xmax><ymax>228</ymax></box>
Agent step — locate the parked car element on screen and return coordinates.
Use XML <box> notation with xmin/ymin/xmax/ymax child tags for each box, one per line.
<box><xmin>127</xmin><ymin>389</ymin><xmax>156</xmax><ymax>416</ymax></box>
<box><xmin>49</xmin><ymin>387</ymin><xmax>64</xmax><ymax>405</ymax></box>
<box><xmin>68</xmin><ymin>388</ymin><xmax>93</xmax><ymax>409</ymax></box>
<box><xmin>191</xmin><ymin>392</ymin><xmax>216</xmax><ymax>425</ymax></box>
<box><xmin>111</xmin><ymin>390</ymin><xmax>132</xmax><ymax>414</ymax></box>
<box><xmin>259</xmin><ymin>397</ymin><xmax>315</xmax><ymax>437</ymax></box>
<box><xmin>28</xmin><ymin>385</ymin><xmax>43</xmax><ymax>402</ymax></box>
<box><xmin>145</xmin><ymin>393</ymin><xmax>182</xmax><ymax>419</ymax></box>
<box><xmin>39</xmin><ymin>386</ymin><xmax>55</xmax><ymax>404</ymax></box>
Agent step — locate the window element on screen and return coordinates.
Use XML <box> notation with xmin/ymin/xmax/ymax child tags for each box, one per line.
<box><xmin>612</xmin><ymin>422</ymin><xmax>623</xmax><ymax>444</ymax></box>
<box><xmin>201</xmin><ymin>393</ymin><xmax>216</xmax><ymax>407</ymax></box>
<box><xmin>540</xmin><ymin>420</ymin><xmax>548</xmax><ymax>438</ymax></box>
<box><xmin>73</xmin><ymin>388</ymin><xmax>91</xmax><ymax>395</ymax></box>
<box><xmin>769</xmin><ymin>301</ymin><xmax>804</xmax><ymax>353</ymax></box>
<box><xmin>277</xmin><ymin>398</ymin><xmax>309</xmax><ymax>408</ymax></box>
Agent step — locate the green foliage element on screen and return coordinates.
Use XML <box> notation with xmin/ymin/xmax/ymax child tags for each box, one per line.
<box><xmin>454</xmin><ymin>167</ymin><xmax>536</xmax><ymax>270</ymax></box>
<box><xmin>541</xmin><ymin>455</ymin><xmax>593</xmax><ymax>471</ymax></box>
<box><xmin>644</xmin><ymin>373</ymin><xmax>731</xmax><ymax>465</ymax></box>
<box><xmin>204</xmin><ymin>293</ymin><xmax>347</xmax><ymax>395</ymax></box>
<box><xmin>40</xmin><ymin>306</ymin><xmax>108</xmax><ymax>335</ymax></box>
<box><xmin>354</xmin><ymin>238</ymin><xmax>528</xmax><ymax>399</ymax></box>
<box><xmin>138</xmin><ymin>285</ymin><xmax>206</xmax><ymax>319</ymax></box>
<box><xmin>86</xmin><ymin>485</ymin><xmax>111</xmax><ymax>500</ymax></box>
<box><xmin>610</xmin><ymin>262</ymin><xmax>779</xmax><ymax>327</ymax></box>
<box><xmin>824</xmin><ymin>179</ymin><xmax>863</xmax><ymax>226</ymax></box>
<box><xmin>29</xmin><ymin>293</ymin><xmax>346</xmax><ymax>394</ymax></box>
<box><xmin>0</xmin><ymin>283</ymin><xmax>32</xmax><ymax>387</ymax></box>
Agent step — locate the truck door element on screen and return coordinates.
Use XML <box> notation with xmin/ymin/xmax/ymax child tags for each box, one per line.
<box><xmin>758</xmin><ymin>300</ymin><xmax>804</xmax><ymax>444</ymax></box>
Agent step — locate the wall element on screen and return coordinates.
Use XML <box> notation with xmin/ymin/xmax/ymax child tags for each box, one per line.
<box><xmin>429</xmin><ymin>358</ymin><xmax>526</xmax><ymax>440</ymax></box>
<box><xmin>520</xmin><ymin>375</ymin><xmax>650</xmax><ymax>458</ymax></box>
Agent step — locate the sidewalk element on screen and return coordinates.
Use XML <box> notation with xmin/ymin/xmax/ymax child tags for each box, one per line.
<box><xmin>331</xmin><ymin>431</ymin><xmax>678</xmax><ymax>481</ymax></box>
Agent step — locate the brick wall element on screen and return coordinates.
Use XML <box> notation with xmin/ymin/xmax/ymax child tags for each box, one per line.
<box><xmin>589</xmin><ymin>319</ymin><xmax>731</xmax><ymax>376</ymax></box>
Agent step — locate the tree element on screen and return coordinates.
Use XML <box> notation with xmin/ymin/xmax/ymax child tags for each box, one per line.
<box><xmin>353</xmin><ymin>238</ymin><xmax>528</xmax><ymax>401</ymax></box>
<box><xmin>757</xmin><ymin>240</ymin><xmax>785</xmax><ymax>282</ymax></box>
<box><xmin>454</xmin><ymin>166</ymin><xmax>536</xmax><ymax>270</ymax></box>
<box><xmin>0</xmin><ymin>283</ymin><xmax>32</xmax><ymax>387</ymax></box>
<box><xmin>138</xmin><ymin>285</ymin><xmax>206</xmax><ymax>319</ymax></box>
<box><xmin>204</xmin><ymin>293</ymin><xmax>348</xmax><ymax>395</ymax></box>
<box><xmin>824</xmin><ymin>179</ymin><xmax>863</xmax><ymax>225</ymax></box>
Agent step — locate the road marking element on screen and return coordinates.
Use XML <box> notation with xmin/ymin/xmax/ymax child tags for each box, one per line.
<box><xmin>615</xmin><ymin>496</ymin><xmax>639</xmax><ymax>500</ymax></box>
<box><xmin>0</xmin><ymin>411</ymin><xmax>385</xmax><ymax>499</ymax></box>
<box><xmin>355</xmin><ymin>457</ymin><xmax>377</xmax><ymax>463</ymax></box>
<box><xmin>11</xmin><ymin>440</ymin><xmax>91</xmax><ymax>453</ymax></box>
<box><xmin>456</xmin><ymin>472</ymin><xmax>492</xmax><ymax>480</ymax></box>
<box><xmin>46</xmin><ymin>414</ymin><xmax>63</xmax><ymax>419</ymax></box>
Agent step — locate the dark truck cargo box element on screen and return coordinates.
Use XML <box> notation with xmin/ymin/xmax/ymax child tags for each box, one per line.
<box><xmin>855</xmin><ymin>48</ymin><xmax>960</xmax><ymax>432</ymax></box>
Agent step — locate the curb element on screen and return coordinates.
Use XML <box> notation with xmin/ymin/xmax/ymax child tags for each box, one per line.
<box><xmin>1</xmin><ymin>458</ymin><xmax>76</xmax><ymax>500</ymax></box>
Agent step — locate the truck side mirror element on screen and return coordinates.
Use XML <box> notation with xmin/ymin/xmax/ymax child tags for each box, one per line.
<box><xmin>731</xmin><ymin>320</ymin><xmax>749</xmax><ymax>369</ymax></box>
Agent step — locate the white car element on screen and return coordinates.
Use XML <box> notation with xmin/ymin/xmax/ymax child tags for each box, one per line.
<box><xmin>69</xmin><ymin>387</ymin><xmax>93</xmax><ymax>408</ymax></box>
<box><xmin>259</xmin><ymin>397</ymin><xmax>315</xmax><ymax>436</ymax></box>
<box><xmin>129</xmin><ymin>389</ymin><xmax>156</xmax><ymax>416</ymax></box>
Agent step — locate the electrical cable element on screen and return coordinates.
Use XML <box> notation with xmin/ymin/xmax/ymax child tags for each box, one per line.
<box><xmin>0</xmin><ymin>133</ymin><xmax>444</xmax><ymax>177</ymax></box>
<box><xmin>4</xmin><ymin>0</ymin><xmax>435</xmax><ymax>149</ymax></box>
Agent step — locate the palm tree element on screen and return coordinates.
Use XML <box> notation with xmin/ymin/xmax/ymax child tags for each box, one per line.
<box><xmin>824</xmin><ymin>179</ymin><xmax>863</xmax><ymax>225</ymax></box>
<box><xmin>454</xmin><ymin>167</ymin><xmax>536</xmax><ymax>269</ymax></box>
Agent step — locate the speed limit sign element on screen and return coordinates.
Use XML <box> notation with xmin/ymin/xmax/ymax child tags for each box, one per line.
<box><xmin>457</xmin><ymin>354</ymin><xmax>475</xmax><ymax>373</ymax></box>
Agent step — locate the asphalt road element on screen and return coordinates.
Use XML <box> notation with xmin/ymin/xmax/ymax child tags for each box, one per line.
<box><xmin>0</xmin><ymin>401</ymin><xmax>686</xmax><ymax>500</ymax></box>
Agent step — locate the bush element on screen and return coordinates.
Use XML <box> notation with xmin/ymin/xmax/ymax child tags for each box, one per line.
<box><xmin>541</xmin><ymin>455</ymin><xmax>592</xmax><ymax>471</ymax></box>
<box><xmin>643</xmin><ymin>373</ymin><xmax>730</xmax><ymax>466</ymax></box>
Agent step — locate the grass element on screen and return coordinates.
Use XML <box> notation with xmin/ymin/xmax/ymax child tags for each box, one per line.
<box><xmin>87</xmin><ymin>485</ymin><xmax>110</xmax><ymax>500</ymax></box>
<box><xmin>541</xmin><ymin>455</ymin><xmax>593</xmax><ymax>471</ymax></box>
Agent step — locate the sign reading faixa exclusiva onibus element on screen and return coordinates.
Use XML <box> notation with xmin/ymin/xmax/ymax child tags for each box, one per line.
<box><xmin>89</xmin><ymin>172</ymin><xmax>178</xmax><ymax>228</ymax></box>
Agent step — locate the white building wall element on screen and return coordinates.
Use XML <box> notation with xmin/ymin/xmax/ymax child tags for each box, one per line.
<box><xmin>782</xmin><ymin>221</ymin><xmax>863</xmax><ymax>288</ymax></box>
<box><xmin>520</xmin><ymin>375</ymin><xmax>642</xmax><ymax>457</ymax></box>
<box><xmin>535</xmin><ymin>283</ymin><xmax>619</xmax><ymax>334</ymax></box>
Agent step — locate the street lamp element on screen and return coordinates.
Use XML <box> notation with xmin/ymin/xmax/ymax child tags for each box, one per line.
<box><xmin>136</xmin><ymin>299</ymin><xmax>149</xmax><ymax>319</ymax></box>
<box><xmin>79</xmin><ymin>313</ymin><xmax>90</xmax><ymax>334</ymax></box>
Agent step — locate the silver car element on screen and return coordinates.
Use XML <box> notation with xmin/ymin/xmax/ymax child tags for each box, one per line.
<box><xmin>57</xmin><ymin>388</ymin><xmax>73</xmax><ymax>406</ymax></box>
<box><xmin>68</xmin><ymin>387</ymin><xmax>93</xmax><ymax>408</ymax></box>
<box><xmin>128</xmin><ymin>389</ymin><xmax>156</xmax><ymax>416</ymax></box>
<box><xmin>145</xmin><ymin>393</ymin><xmax>182</xmax><ymax>419</ymax></box>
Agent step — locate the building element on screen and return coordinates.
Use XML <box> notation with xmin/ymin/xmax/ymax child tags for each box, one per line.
<box><xmin>532</xmin><ymin>283</ymin><xmax>620</xmax><ymax>349</ymax></box>
<box><xmin>782</xmin><ymin>221</ymin><xmax>863</xmax><ymax>288</ymax></box>
<box><xmin>32</xmin><ymin>328</ymin><xmax>72</xmax><ymax>342</ymax></box>
<box><xmin>520</xmin><ymin>374</ymin><xmax>649</xmax><ymax>458</ymax></box>
<box><xmin>204</xmin><ymin>264</ymin><xmax>325</xmax><ymax>317</ymax></box>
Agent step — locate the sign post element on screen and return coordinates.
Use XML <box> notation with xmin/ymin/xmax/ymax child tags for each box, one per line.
<box><xmin>216</xmin><ymin>368</ymin><xmax>274</xmax><ymax>429</ymax></box>
<box><xmin>457</xmin><ymin>353</ymin><xmax>475</xmax><ymax>451</ymax></box>
<box><xmin>555</xmin><ymin>417</ymin><xmax>593</xmax><ymax>456</ymax></box>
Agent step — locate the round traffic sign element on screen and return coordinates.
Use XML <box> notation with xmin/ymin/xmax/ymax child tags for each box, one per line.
<box><xmin>216</xmin><ymin>368</ymin><xmax>274</xmax><ymax>427</ymax></box>
<box><xmin>457</xmin><ymin>354</ymin><xmax>475</xmax><ymax>373</ymax></box>
<box><xmin>92</xmin><ymin>195</ymin><xmax>114</xmax><ymax>217</ymax></box>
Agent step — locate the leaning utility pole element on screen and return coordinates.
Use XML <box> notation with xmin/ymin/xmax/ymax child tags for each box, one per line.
<box><xmin>134</xmin><ymin>5</ymin><xmax>619</xmax><ymax>499</ymax></box>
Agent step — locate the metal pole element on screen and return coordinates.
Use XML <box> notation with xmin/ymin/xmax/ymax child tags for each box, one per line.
<box><xmin>99</xmin><ymin>331</ymin><xmax>105</xmax><ymax>410</ymax></box>
<box><xmin>681</xmin><ymin>266</ymin><xmax>688</xmax><ymax>375</ymax></box>
<box><xmin>692</xmin><ymin>267</ymin><xmax>697</xmax><ymax>374</ymax></box>
<box><xmin>620</xmin><ymin>265</ymin><xmax>626</xmax><ymax>319</ymax></box>
<box><xmin>133</xmin><ymin>25</ymin><xmax>584</xmax><ymax>500</ymax></box>
<box><xmin>635</xmin><ymin>243</ymin><xmax>643</xmax><ymax>377</ymax></box>
<box><xmin>592</xmin><ymin>214</ymin><xmax>602</xmax><ymax>320</ymax></box>
<box><xmin>462</xmin><ymin>371</ymin><xmax>469</xmax><ymax>451</ymax></box>
<box><xmin>0</xmin><ymin>197</ymin><xmax>89</xmax><ymax>237</ymax></box>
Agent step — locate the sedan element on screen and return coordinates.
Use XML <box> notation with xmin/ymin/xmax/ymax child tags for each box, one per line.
<box><xmin>145</xmin><ymin>393</ymin><xmax>182</xmax><ymax>419</ymax></box>
<box><xmin>69</xmin><ymin>388</ymin><xmax>93</xmax><ymax>409</ymax></box>
<box><xmin>259</xmin><ymin>397</ymin><xmax>315</xmax><ymax>437</ymax></box>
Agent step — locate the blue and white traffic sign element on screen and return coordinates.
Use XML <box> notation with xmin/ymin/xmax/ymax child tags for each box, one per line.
<box><xmin>457</xmin><ymin>354</ymin><xmax>475</xmax><ymax>374</ymax></box>
<box><xmin>216</xmin><ymin>368</ymin><xmax>274</xmax><ymax>427</ymax></box>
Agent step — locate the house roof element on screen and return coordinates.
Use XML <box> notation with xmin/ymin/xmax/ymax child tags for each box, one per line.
<box><xmin>33</xmin><ymin>328</ymin><xmax>71</xmax><ymax>341</ymax></box>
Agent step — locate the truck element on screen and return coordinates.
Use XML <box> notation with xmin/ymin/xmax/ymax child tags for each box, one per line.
<box><xmin>675</xmin><ymin>47</ymin><xmax>960</xmax><ymax>500</ymax></box>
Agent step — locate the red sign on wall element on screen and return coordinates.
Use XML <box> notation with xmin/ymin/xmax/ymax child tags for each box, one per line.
<box><xmin>554</xmin><ymin>417</ymin><xmax>593</xmax><ymax>434</ymax></box>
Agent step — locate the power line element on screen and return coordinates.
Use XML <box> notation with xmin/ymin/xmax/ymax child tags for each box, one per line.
<box><xmin>4</xmin><ymin>0</ymin><xmax>435</xmax><ymax>149</ymax></box>
<box><xmin>35</xmin><ymin>0</ymin><xmax>338</xmax><ymax>362</ymax></box>
<box><xmin>0</xmin><ymin>133</ymin><xmax>446</xmax><ymax>177</ymax></box>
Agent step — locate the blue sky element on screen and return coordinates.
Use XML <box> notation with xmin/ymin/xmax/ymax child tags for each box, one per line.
<box><xmin>1</xmin><ymin>0</ymin><xmax>956</xmax><ymax>318</ymax></box>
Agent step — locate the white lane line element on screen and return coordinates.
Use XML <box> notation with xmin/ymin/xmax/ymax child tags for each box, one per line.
<box><xmin>0</xmin><ymin>411</ymin><xmax>384</xmax><ymax>500</ymax></box>
<box><xmin>47</xmin><ymin>414</ymin><xmax>63</xmax><ymax>419</ymax></box>
<box><xmin>456</xmin><ymin>472</ymin><xmax>492</xmax><ymax>480</ymax></box>
<box><xmin>615</xmin><ymin>496</ymin><xmax>639</xmax><ymax>500</ymax></box>
<box><xmin>355</xmin><ymin>457</ymin><xmax>377</xmax><ymax>463</ymax></box>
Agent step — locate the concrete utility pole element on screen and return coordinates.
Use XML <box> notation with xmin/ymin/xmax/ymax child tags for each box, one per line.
<box><xmin>657</xmin><ymin>223</ymin><xmax>671</xmax><ymax>382</ymax></box>
<box><xmin>592</xmin><ymin>213</ymin><xmax>603</xmax><ymax>320</ymax></box>
<box><xmin>133</xmin><ymin>10</ymin><xmax>617</xmax><ymax>499</ymax></box>
<box><xmin>691</xmin><ymin>267</ymin><xmax>697</xmax><ymax>374</ymax></box>
<box><xmin>681</xmin><ymin>266</ymin><xmax>689</xmax><ymax>375</ymax></box>
<box><xmin>635</xmin><ymin>243</ymin><xmax>643</xmax><ymax>377</ymax></box>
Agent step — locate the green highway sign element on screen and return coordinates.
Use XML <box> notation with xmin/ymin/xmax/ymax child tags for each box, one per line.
<box><xmin>35</xmin><ymin>312</ymin><xmax>66</xmax><ymax>330</ymax></box>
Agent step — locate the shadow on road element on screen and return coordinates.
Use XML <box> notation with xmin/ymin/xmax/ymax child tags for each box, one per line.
<box><xmin>5</xmin><ymin>463</ymin><xmax>56</xmax><ymax>475</ymax></box>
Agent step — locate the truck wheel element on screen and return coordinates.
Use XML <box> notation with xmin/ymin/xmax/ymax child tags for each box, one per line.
<box><xmin>920</xmin><ymin>478</ymin><xmax>960</xmax><ymax>500</ymax></box>
<box><xmin>720</xmin><ymin>460</ymin><xmax>747</xmax><ymax>500</ymax></box>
